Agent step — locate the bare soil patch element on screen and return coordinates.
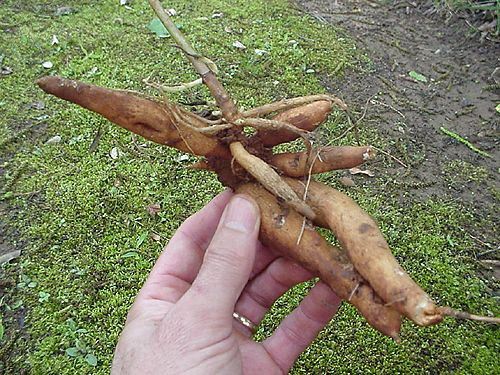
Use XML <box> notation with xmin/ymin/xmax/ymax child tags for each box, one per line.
<box><xmin>296</xmin><ymin>0</ymin><xmax>499</xmax><ymax>286</ymax></box>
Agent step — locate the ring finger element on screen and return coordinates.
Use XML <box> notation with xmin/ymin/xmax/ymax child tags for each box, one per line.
<box><xmin>233</xmin><ymin>256</ymin><xmax>315</xmax><ymax>335</ymax></box>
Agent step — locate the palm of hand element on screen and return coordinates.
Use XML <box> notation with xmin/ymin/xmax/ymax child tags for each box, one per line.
<box><xmin>112</xmin><ymin>191</ymin><xmax>340</xmax><ymax>374</ymax></box>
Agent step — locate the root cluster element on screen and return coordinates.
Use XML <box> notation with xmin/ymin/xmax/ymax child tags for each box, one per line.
<box><xmin>36</xmin><ymin>0</ymin><xmax>499</xmax><ymax>341</ymax></box>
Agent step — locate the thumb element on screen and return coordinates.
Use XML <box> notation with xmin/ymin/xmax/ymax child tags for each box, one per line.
<box><xmin>183</xmin><ymin>194</ymin><xmax>260</xmax><ymax>315</ymax></box>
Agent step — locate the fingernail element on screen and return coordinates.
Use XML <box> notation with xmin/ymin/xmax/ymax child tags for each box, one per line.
<box><xmin>222</xmin><ymin>196</ymin><xmax>259</xmax><ymax>234</ymax></box>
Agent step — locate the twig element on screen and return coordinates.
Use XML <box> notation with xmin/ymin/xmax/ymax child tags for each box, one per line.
<box><xmin>89</xmin><ymin>125</ymin><xmax>104</xmax><ymax>153</ymax></box>
<box><xmin>371</xmin><ymin>146</ymin><xmax>409</xmax><ymax>169</ymax></box>
<box><xmin>370</xmin><ymin>99</ymin><xmax>406</xmax><ymax>119</ymax></box>
<box><xmin>328</xmin><ymin>94</ymin><xmax>374</xmax><ymax>145</ymax></box>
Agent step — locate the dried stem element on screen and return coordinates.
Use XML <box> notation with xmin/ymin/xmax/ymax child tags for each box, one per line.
<box><xmin>438</xmin><ymin>307</ymin><xmax>500</xmax><ymax>324</ymax></box>
<box><xmin>148</xmin><ymin>0</ymin><xmax>239</xmax><ymax>121</ymax></box>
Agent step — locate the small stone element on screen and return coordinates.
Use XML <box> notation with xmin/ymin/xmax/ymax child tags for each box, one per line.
<box><xmin>42</xmin><ymin>61</ymin><xmax>53</xmax><ymax>69</ymax></box>
<box><xmin>1</xmin><ymin>66</ymin><xmax>13</xmax><ymax>75</ymax></box>
<box><xmin>55</xmin><ymin>6</ymin><xmax>75</xmax><ymax>16</ymax></box>
<box><xmin>233</xmin><ymin>41</ymin><xmax>246</xmax><ymax>50</ymax></box>
<box><xmin>45</xmin><ymin>135</ymin><xmax>61</xmax><ymax>145</ymax></box>
<box><xmin>31</xmin><ymin>101</ymin><xmax>45</xmax><ymax>110</ymax></box>
<box><xmin>110</xmin><ymin>147</ymin><xmax>120</xmax><ymax>159</ymax></box>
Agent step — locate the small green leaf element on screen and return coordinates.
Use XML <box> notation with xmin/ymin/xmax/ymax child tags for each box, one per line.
<box><xmin>409</xmin><ymin>70</ymin><xmax>428</xmax><ymax>83</ymax></box>
<box><xmin>10</xmin><ymin>300</ymin><xmax>23</xmax><ymax>310</ymax></box>
<box><xmin>147</xmin><ymin>18</ymin><xmax>170</xmax><ymax>38</ymax></box>
<box><xmin>65</xmin><ymin>347</ymin><xmax>79</xmax><ymax>357</ymax></box>
<box><xmin>27</xmin><ymin>281</ymin><xmax>37</xmax><ymax>288</ymax></box>
<box><xmin>85</xmin><ymin>353</ymin><xmax>98</xmax><ymax>366</ymax></box>
<box><xmin>75</xmin><ymin>338</ymin><xmax>87</xmax><ymax>352</ymax></box>
<box><xmin>496</xmin><ymin>103</ymin><xmax>500</xmax><ymax>113</ymax></box>
<box><xmin>2</xmin><ymin>191</ymin><xmax>14</xmax><ymax>199</ymax></box>
<box><xmin>0</xmin><ymin>319</ymin><xmax>5</xmax><ymax>341</ymax></box>
<box><xmin>67</xmin><ymin>318</ymin><xmax>77</xmax><ymax>331</ymax></box>
<box><xmin>38</xmin><ymin>291</ymin><xmax>50</xmax><ymax>303</ymax></box>
<box><xmin>121</xmin><ymin>251</ymin><xmax>139</xmax><ymax>259</ymax></box>
<box><xmin>136</xmin><ymin>232</ymin><xmax>148</xmax><ymax>248</ymax></box>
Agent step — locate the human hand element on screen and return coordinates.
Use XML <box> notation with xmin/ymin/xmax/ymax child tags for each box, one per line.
<box><xmin>112</xmin><ymin>190</ymin><xmax>341</xmax><ymax>374</ymax></box>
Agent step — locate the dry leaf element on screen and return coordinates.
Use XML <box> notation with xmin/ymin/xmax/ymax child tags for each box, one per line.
<box><xmin>349</xmin><ymin>167</ymin><xmax>375</xmax><ymax>177</ymax></box>
<box><xmin>45</xmin><ymin>135</ymin><xmax>61</xmax><ymax>145</ymax></box>
<box><xmin>31</xmin><ymin>101</ymin><xmax>45</xmax><ymax>110</ymax></box>
<box><xmin>0</xmin><ymin>250</ymin><xmax>21</xmax><ymax>265</ymax></box>
<box><xmin>147</xmin><ymin>203</ymin><xmax>161</xmax><ymax>216</ymax></box>
<box><xmin>150</xmin><ymin>232</ymin><xmax>161</xmax><ymax>242</ymax></box>
<box><xmin>1</xmin><ymin>66</ymin><xmax>13</xmax><ymax>75</ymax></box>
<box><xmin>51</xmin><ymin>35</ymin><xmax>59</xmax><ymax>45</ymax></box>
<box><xmin>339</xmin><ymin>176</ymin><xmax>356</xmax><ymax>187</ymax></box>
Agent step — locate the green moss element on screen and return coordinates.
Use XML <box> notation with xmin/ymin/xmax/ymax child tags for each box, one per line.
<box><xmin>0</xmin><ymin>0</ymin><xmax>498</xmax><ymax>374</ymax></box>
<box><xmin>443</xmin><ymin>159</ymin><xmax>489</xmax><ymax>187</ymax></box>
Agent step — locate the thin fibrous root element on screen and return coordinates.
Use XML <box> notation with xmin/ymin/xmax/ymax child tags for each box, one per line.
<box><xmin>438</xmin><ymin>307</ymin><xmax>500</xmax><ymax>324</ymax></box>
<box><xmin>242</xmin><ymin>94</ymin><xmax>348</xmax><ymax>118</ymax></box>
<box><xmin>229</xmin><ymin>142</ymin><xmax>316</xmax><ymax>220</ymax></box>
<box><xmin>235</xmin><ymin>118</ymin><xmax>311</xmax><ymax>139</ymax></box>
<box><xmin>271</xmin><ymin>146</ymin><xmax>376</xmax><ymax>177</ymax></box>
<box><xmin>168</xmin><ymin>102</ymin><xmax>233</xmax><ymax>135</ymax></box>
<box><xmin>235</xmin><ymin>117</ymin><xmax>313</xmax><ymax>152</ymax></box>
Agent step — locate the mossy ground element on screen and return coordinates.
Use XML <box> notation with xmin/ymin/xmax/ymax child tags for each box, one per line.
<box><xmin>0</xmin><ymin>0</ymin><xmax>498</xmax><ymax>374</ymax></box>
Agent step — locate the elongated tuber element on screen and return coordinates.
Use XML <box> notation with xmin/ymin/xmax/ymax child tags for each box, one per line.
<box><xmin>285</xmin><ymin>178</ymin><xmax>442</xmax><ymax>326</ymax></box>
<box><xmin>253</xmin><ymin>100</ymin><xmax>333</xmax><ymax>147</ymax></box>
<box><xmin>229</xmin><ymin>142</ymin><xmax>316</xmax><ymax>220</ymax></box>
<box><xmin>236</xmin><ymin>183</ymin><xmax>402</xmax><ymax>339</ymax></box>
<box><xmin>37</xmin><ymin>76</ymin><xmax>230</xmax><ymax>158</ymax></box>
<box><xmin>270</xmin><ymin>146</ymin><xmax>375</xmax><ymax>177</ymax></box>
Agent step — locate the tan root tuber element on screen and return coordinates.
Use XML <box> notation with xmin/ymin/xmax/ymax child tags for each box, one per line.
<box><xmin>36</xmin><ymin>0</ymin><xmax>499</xmax><ymax>341</ymax></box>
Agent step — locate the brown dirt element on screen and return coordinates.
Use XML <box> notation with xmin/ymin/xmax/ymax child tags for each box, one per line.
<box><xmin>295</xmin><ymin>0</ymin><xmax>499</xmax><ymax>284</ymax></box>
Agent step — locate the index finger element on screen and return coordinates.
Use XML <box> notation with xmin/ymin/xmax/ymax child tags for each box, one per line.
<box><xmin>139</xmin><ymin>189</ymin><xmax>233</xmax><ymax>301</ymax></box>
